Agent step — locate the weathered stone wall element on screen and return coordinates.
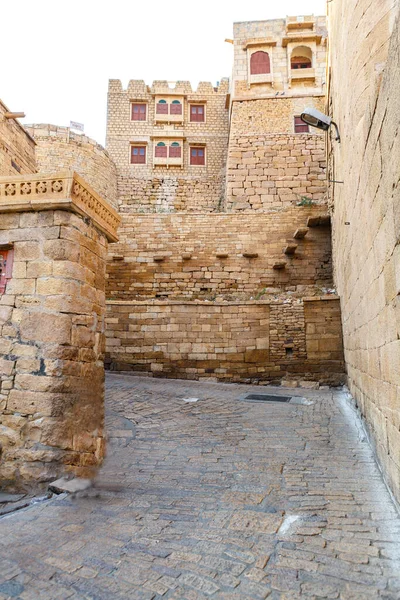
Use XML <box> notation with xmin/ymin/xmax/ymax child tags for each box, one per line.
<box><xmin>0</xmin><ymin>100</ymin><xmax>36</xmax><ymax>176</ymax></box>
<box><xmin>24</xmin><ymin>124</ymin><xmax>118</xmax><ymax>209</ymax></box>
<box><xmin>328</xmin><ymin>1</ymin><xmax>400</xmax><ymax>499</ymax></box>
<box><xmin>225</xmin><ymin>132</ymin><xmax>326</xmax><ymax>211</ymax></box>
<box><xmin>107</xmin><ymin>208</ymin><xmax>333</xmax><ymax>300</ymax></box>
<box><xmin>106</xmin><ymin>79</ymin><xmax>229</xmax><ymax>213</ymax></box>
<box><xmin>105</xmin><ymin>297</ymin><xmax>344</xmax><ymax>385</ymax></box>
<box><xmin>0</xmin><ymin>173</ymin><xmax>120</xmax><ymax>490</ymax></box>
<box><xmin>230</xmin><ymin>97</ymin><xmax>325</xmax><ymax>136</ymax></box>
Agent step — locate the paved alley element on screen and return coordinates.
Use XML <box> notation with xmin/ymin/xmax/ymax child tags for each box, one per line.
<box><xmin>0</xmin><ymin>374</ymin><xmax>399</xmax><ymax>599</ymax></box>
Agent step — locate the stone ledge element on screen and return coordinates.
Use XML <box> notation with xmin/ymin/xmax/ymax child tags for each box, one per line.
<box><xmin>0</xmin><ymin>171</ymin><xmax>120</xmax><ymax>242</ymax></box>
<box><xmin>106</xmin><ymin>296</ymin><xmax>339</xmax><ymax>307</ymax></box>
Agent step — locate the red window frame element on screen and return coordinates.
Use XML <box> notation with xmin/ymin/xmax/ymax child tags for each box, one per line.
<box><xmin>190</xmin><ymin>104</ymin><xmax>205</xmax><ymax>122</ymax></box>
<box><xmin>294</xmin><ymin>117</ymin><xmax>310</xmax><ymax>133</ymax></box>
<box><xmin>169</xmin><ymin>144</ymin><xmax>181</xmax><ymax>158</ymax></box>
<box><xmin>155</xmin><ymin>144</ymin><xmax>167</xmax><ymax>158</ymax></box>
<box><xmin>0</xmin><ymin>247</ymin><xmax>14</xmax><ymax>294</ymax></box>
<box><xmin>130</xmin><ymin>145</ymin><xmax>146</xmax><ymax>164</ymax></box>
<box><xmin>170</xmin><ymin>102</ymin><xmax>182</xmax><ymax>115</ymax></box>
<box><xmin>250</xmin><ymin>51</ymin><xmax>271</xmax><ymax>75</ymax></box>
<box><xmin>190</xmin><ymin>147</ymin><xmax>205</xmax><ymax>166</ymax></box>
<box><xmin>156</xmin><ymin>102</ymin><xmax>168</xmax><ymax>114</ymax></box>
<box><xmin>131</xmin><ymin>103</ymin><xmax>147</xmax><ymax>121</ymax></box>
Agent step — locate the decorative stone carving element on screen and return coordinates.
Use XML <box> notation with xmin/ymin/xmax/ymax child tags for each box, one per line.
<box><xmin>0</xmin><ymin>171</ymin><xmax>120</xmax><ymax>242</ymax></box>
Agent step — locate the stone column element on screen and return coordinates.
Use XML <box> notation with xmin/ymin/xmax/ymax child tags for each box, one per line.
<box><xmin>0</xmin><ymin>172</ymin><xmax>120</xmax><ymax>490</ymax></box>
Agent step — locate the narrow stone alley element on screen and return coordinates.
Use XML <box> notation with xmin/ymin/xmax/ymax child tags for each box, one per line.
<box><xmin>0</xmin><ymin>374</ymin><xmax>399</xmax><ymax>599</ymax></box>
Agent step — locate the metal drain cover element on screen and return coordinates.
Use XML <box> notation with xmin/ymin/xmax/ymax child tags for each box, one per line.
<box><xmin>243</xmin><ymin>394</ymin><xmax>292</xmax><ymax>403</ymax></box>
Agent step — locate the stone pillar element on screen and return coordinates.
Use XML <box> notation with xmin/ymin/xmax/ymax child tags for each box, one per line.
<box><xmin>0</xmin><ymin>172</ymin><xmax>120</xmax><ymax>490</ymax></box>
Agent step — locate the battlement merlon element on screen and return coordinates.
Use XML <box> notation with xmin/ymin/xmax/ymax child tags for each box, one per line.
<box><xmin>107</xmin><ymin>78</ymin><xmax>230</xmax><ymax>97</ymax></box>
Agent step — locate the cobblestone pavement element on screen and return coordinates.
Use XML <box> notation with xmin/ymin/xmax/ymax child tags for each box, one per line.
<box><xmin>1</xmin><ymin>374</ymin><xmax>400</xmax><ymax>599</ymax></box>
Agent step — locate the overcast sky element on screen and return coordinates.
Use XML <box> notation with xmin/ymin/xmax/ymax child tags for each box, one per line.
<box><xmin>1</xmin><ymin>0</ymin><xmax>326</xmax><ymax>145</ymax></box>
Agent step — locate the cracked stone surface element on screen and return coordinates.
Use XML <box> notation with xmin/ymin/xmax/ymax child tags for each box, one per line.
<box><xmin>0</xmin><ymin>374</ymin><xmax>399</xmax><ymax>599</ymax></box>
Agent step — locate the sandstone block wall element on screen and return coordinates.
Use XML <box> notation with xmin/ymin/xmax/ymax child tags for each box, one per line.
<box><xmin>230</xmin><ymin>97</ymin><xmax>325</xmax><ymax>136</ymax></box>
<box><xmin>105</xmin><ymin>297</ymin><xmax>344</xmax><ymax>385</ymax></box>
<box><xmin>24</xmin><ymin>124</ymin><xmax>118</xmax><ymax>209</ymax></box>
<box><xmin>106</xmin><ymin>79</ymin><xmax>229</xmax><ymax>212</ymax></box>
<box><xmin>225</xmin><ymin>131</ymin><xmax>327</xmax><ymax>211</ymax></box>
<box><xmin>0</xmin><ymin>100</ymin><xmax>36</xmax><ymax>176</ymax></box>
<box><xmin>0</xmin><ymin>173</ymin><xmax>120</xmax><ymax>490</ymax></box>
<box><xmin>107</xmin><ymin>208</ymin><xmax>333</xmax><ymax>301</ymax></box>
<box><xmin>328</xmin><ymin>1</ymin><xmax>400</xmax><ymax>499</ymax></box>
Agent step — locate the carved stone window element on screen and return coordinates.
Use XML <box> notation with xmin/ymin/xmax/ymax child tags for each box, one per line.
<box><xmin>170</xmin><ymin>100</ymin><xmax>182</xmax><ymax>115</ymax></box>
<box><xmin>169</xmin><ymin>142</ymin><xmax>181</xmax><ymax>158</ymax></box>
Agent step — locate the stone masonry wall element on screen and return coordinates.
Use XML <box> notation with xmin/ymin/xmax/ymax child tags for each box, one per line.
<box><xmin>0</xmin><ymin>100</ymin><xmax>36</xmax><ymax>176</ymax></box>
<box><xmin>105</xmin><ymin>297</ymin><xmax>344</xmax><ymax>385</ymax></box>
<box><xmin>107</xmin><ymin>208</ymin><xmax>333</xmax><ymax>300</ymax></box>
<box><xmin>0</xmin><ymin>207</ymin><xmax>110</xmax><ymax>489</ymax></box>
<box><xmin>225</xmin><ymin>132</ymin><xmax>327</xmax><ymax>211</ymax></box>
<box><xmin>230</xmin><ymin>97</ymin><xmax>325</xmax><ymax>136</ymax></box>
<box><xmin>328</xmin><ymin>1</ymin><xmax>400</xmax><ymax>500</ymax></box>
<box><xmin>106</xmin><ymin>79</ymin><xmax>229</xmax><ymax>213</ymax></box>
<box><xmin>24</xmin><ymin>124</ymin><xmax>118</xmax><ymax>209</ymax></box>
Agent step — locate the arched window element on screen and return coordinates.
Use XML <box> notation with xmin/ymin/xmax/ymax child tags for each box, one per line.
<box><xmin>169</xmin><ymin>142</ymin><xmax>181</xmax><ymax>158</ymax></box>
<box><xmin>155</xmin><ymin>141</ymin><xmax>167</xmax><ymax>158</ymax></box>
<box><xmin>156</xmin><ymin>99</ymin><xmax>168</xmax><ymax>114</ymax></box>
<box><xmin>250</xmin><ymin>51</ymin><xmax>271</xmax><ymax>75</ymax></box>
<box><xmin>291</xmin><ymin>46</ymin><xmax>312</xmax><ymax>69</ymax></box>
<box><xmin>170</xmin><ymin>99</ymin><xmax>182</xmax><ymax>115</ymax></box>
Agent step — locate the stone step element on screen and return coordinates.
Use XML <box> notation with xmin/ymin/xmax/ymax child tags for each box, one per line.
<box><xmin>307</xmin><ymin>215</ymin><xmax>331</xmax><ymax>227</ymax></box>
<box><xmin>273</xmin><ymin>261</ymin><xmax>287</xmax><ymax>270</ymax></box>
<box><xmin>293</xmin><ymin>227</ymin><xmax>309</xmax><ymax>239</ymax></box>
<box><xmin>284</xmin><ymin>244</ymin><xmax>298</xmax><ymax>255</ymax></box>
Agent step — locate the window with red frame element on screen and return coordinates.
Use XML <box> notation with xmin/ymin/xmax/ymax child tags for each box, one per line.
<box><xmin>294</xmin><ymin>117</ymin><xmax>309</xmax><ymax>133</ymax></box>
<box><xmin>131</xmin><ymin>145</ymin><xmax>146</xmax><ymax>164</ymax></box>
<box><xmin>291</xmin><ymin>56</ymin><xmax>312</xmax><ymax>69</ymax></box>
<box><xmin>0</xmin><ymin>248</ymin><xmax>13</xmax><ymax>294</ymax></box>
<box><xmin>169</xmin><ymin>142</ymin><xmax>181</xmax><ymax>158</ymax></box>
<box><xmin>190</xmin><ymin>147</ymin><xmax>205</xmax><ymax>166</ymax></box>
<box><xmin>156</xmin><ymin>99</ymin><xmax>168</xmax><ymax>114</ymax></box>
<box><xmin>170</xmin><ymin>100</ymin><xmax>182</xmax><ymax>115</ymax></box>
<box><xmin>190</xmin><ymin>104</ymin><xmax>205</xmax><ymax>122</ymax></box>
<box><xmin>155</xmin><ymin>142</ymin><xmax>167</xmax><ymax>158</ymax></box>
<box><xmin>131</xmin><ymin>103</ymin><xmax>147</xmax><ymax>121</ymax></box>
<box><xmin>250</xmin><ymin>51</ymin><xmax>271</xmax><ymax>75</ymax></box>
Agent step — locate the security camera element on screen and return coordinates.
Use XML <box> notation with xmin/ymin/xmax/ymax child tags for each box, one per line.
<box><xmin>300</xmin><ymin>108</ymin><xmax>340</xmax><ymax>142</ymax></box>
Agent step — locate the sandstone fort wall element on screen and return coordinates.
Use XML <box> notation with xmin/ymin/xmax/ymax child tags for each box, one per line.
<box><xmin>105</xmin><ymin>297</ymin><xmax>344</xmax><ymax>385</ymax></box>
<box><xmin>24</xmin><ymin>124</ymin><xmax>118</xmax><ymax>209</ymax></box>
<box><xmin>107</xmin><ymin>209</ymin><xmax>332</xmax><ymax>300</ymax></box>
<box><xmin>328</xmin><ymin>0</ymin><xmax>400</xmax><ymax>500</ymax></box>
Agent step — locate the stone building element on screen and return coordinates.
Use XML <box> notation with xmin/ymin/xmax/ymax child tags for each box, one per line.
<box><xmin>327</xmin><ymin>0</ymin><xmax>400</xmax><ymax>501</ymax></box>
<box><xmin>104</xmin><ymin>16</ymin><xmax>345</xmax><ymax>387</ymax></box>
<box><xmin>106</xmin><ymin>79</ymin><xmax>230</xmax><ymax>213</ymax></box>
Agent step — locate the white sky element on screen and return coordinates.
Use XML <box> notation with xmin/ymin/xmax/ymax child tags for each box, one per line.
<box><xmin>1</xmin><ymin>0</ymin><xmax>326</xmax><ymax>145</ymax></box>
